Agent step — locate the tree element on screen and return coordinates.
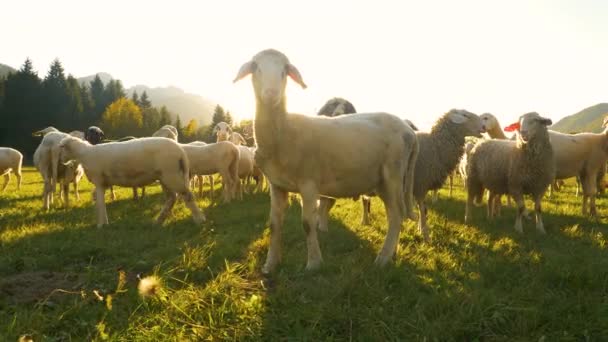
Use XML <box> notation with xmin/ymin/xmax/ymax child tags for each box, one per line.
<box><xmin>159</xmin><ymin>106</ymin><xmax>172</xmax><ymax>126</ymax></box>
<box><xmin>131</xmin><ymin>91</ymin><xmax>140</xmax><ymax>107</ymax></box>
<box><xmin>79</xmin><ymin>83</ymin><xmax>95</xmax><ymax>126</ymax></box>
<box><xmin>142</xmin><ymin>107</ymin><xmax>161</xmax><ymax>135</ymax></box>
<box><xmin>211</xmin><ymin>104</ymin><xmax>226</xmax><ymax>127</ymax></box>
<box><xmin>225</xmin><ymin>111</ymin><xmax>233</xmax><ymax>126</ymax></box>
<box><xmin>90</xmin><ymin>74</ymin><xmax>105</xmax><ymax>123</ymax></box>
<box><xmin>183</xmin><ymin>119</ymin><xmax>198</xmax><ymax>142</ymax></box>
<box><xmin>42</xmin><ymin>59</ymin><xmax>69</xmax><ymax>127</ymax></box>
<box><xmin>100</xmin><ymin>98</ymin><xmax>143</xmax><ymax>137</ymax></box>
<box><xmin>174</xmin><ymin>114</ymin><xmax>184</xmax><ymax>139</ymax></box>
<box><xmin>140</xmin><ymin>91</ymin><xmax>152</xmax><ymax>109</ymax></box>
<box><xmin>66</xmin><ymin>75</ymin><xmax>84</xmax><ymax>129</ymax></box>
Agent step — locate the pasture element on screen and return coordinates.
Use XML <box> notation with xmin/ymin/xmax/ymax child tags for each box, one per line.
<box><xmin>1</xmin><ymin>167</ymin><xmax>607</xmax><ymax>340</ymax></box>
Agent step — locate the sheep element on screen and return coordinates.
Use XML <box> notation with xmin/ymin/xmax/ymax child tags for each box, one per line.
<box><xmin>230</xmin><ymin>132</ymin><xmax>248</xmax><ymax>146</ymax></box>
<box><xmin>152</xmin><ymin>125</ymin><xmax>178</xmax><ymax>141</ymax></box>
<box><xmin>234</xmin><ymin>49</ymin><xmax>418</xmax><ymax>272</ymax></box>
<box><xmin>33</xmin><ymin>130</ymin><xmax>75</xmax><ymax>210</ymax></box>
<box><xmin>317</xmin><ymin>97</ymin><xmax>357</xmax><ymax>117</ymax></box>
<box><xmin>84</xmin><ymin>126</ymin><xmax>144</xmax><ymax>201</ymax></box>
<box><xmin>58</xmin><ymin>136</ymin><xmax>204</xmax><ymax>227</ymax></box>
<box><xmin>57</xmin><ymin>159</ymin><xmax>84</xmax><ymax>208</ymax></box>
<box><xmin>180</xmin><ymin>141</ymin><xmax>240</xmax><ymax>203</ymax></box>
<box><xmin>68</xmin><ymin>130</ymin><xmax>85</xmax><ymax>140</ymax></box>
<box><xmin>480</xmin><ymin>113</ymin><xmax>508</xmax><ymax>139</ymax></box>
<box><xmin>0</xmin><ymin>147</ymin><xmax>23</xmax><ymax>192</ymax></box>
<box><xmin>548</xmin><ymin>129</ymin><xmax>608</xmax><ymax>216</ymax></box>
<box><xmin>465</xmin><ymin>112</ymin><xmax>555</xmax><ymax>233</ymax></box>
<box><xmin>32</xmin><ymin>126</ymin><xmax>59</xmax><ymax>137</ymax></box>
<box><xmin>360</xmin><ymin>110</ymin><xmax>484</xmax><ymax>241</ymax></box>
<box><xmin>213</xmin><ymin>122</ymin><xmax>232</xmax><ymax>142</ymax></box>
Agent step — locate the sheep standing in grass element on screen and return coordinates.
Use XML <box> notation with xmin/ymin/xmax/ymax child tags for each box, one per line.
<box><xmin>360</xmin><ymin>110</ymin><xmax>484</xmax><ymax>241</ymax></box>
<box><xmin>59</xmin><ymin>136</ymin><xmax>204</xmax><ymax>227</ymax></box>
<box><xmin>180</xmin><ymin>141</ymin><xmax>240</xmax><ymax>202</ymax></box>
<box><xmin>548</xmin><ymin>129</ymin><xmax>608</xmax><ymax>216</ymax></box>
<box><xmin>57</xmin><ymin>160</ymin><xmax>84</xmax><ymax>207</ymax></box>
<box><xmin>152</xmin><ymin>125</ymin><xmax>178</xmax><ymax>141</ymax></box>
<box><xmin>465</xmin><ymin>112</ymin><xmax>554</xmax><ymax>233</ymax></box>
<box><xmin>215</xmin><ymin>122</ymin><xmax>256</xmax><ymax>197</ymax></box>
<box><xmin>0</xmin><ymin>147</ymin><xmax>23</xmax><ymax>192</ymax></box>
<box><xmin>234</xmin><ymin>49</ymin><xmax>418</xmax><ymax>272</ymax></box>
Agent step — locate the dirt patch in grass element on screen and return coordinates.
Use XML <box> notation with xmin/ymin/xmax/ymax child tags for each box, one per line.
<box><xmin>0</xmin><ymin>271</ymin><xmax>84</xmax><ymax>305</ymax></box>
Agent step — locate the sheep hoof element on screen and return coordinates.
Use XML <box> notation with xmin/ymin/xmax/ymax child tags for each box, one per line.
<box><xmin>317</xmin><ymin>223</ymin><xmax>328</xmax><ymax>232</ymax></box>
<box><xmin>305</xmin><ymin>259</ymin><xmax>322</xmax><ymax>271</ymax></box>
<box><xmin>194</xmin><ymin>215</ymin><xmax>206</xmax><ymax>224</ymax></box>
<box><xmin>374</xmin><ymin>254</ymin><xmax>391</xmax><ymax>267</ymax></box>
<box><xmin>360</xmin><ymin>218</ymin><xmax>371</xmax><ymax>226</ymax></box>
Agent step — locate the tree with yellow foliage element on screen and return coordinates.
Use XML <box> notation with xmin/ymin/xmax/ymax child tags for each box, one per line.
<box><xmin>101</xmin><ymin>98</ymin><xmax>143</xmax><ymax>138</ymax></box>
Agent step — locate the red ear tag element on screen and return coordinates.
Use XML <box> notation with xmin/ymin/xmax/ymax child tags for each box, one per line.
<box><xmin>504</xmin><ymin>122</ymin><xmax>520</xmax><ymax>132</ymax></box>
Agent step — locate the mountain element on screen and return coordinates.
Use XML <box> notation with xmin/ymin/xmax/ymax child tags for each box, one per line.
<box><xmin>126</xmin><ymin>85</ymin><xmax>216</xmax><ymax>125</ymax></box>
<box><xmin>0</xmin><ymin>63</ymin><xmax>16</xmax><ymax>78</ymax></box>
<box><xmin>77</xmin><ymin>72</ymin><xmax>114</xmax><ymax>86</ymax></box>
<box><xmin>550</xmin><ymin>103</ymin><xmax>608</xmax><ymax>133</ymax></box>
<box><xmin>76</xmin><ymin>73</ymin><xmax>216</xmax><ymax>125</ymax></box>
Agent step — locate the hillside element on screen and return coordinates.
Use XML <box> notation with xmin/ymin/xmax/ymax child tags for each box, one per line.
<box><xmin>0</xmin><ymin>63</ymin><xmax>16</xmax><ymax>78</ymax></box>
<box><xmin>76</xmin><ymin>73</ymin><xmax>217</xmax><ymax>125</ymax></box>
<box><xmin>550</xmin><ymin>103</ymin><xmax>608</xmax><ymax>133</ymax></box>
<box><xmin>126</xmin><ymin>85</ymin><xmax>216</xmax><ymax>125</ymax></box>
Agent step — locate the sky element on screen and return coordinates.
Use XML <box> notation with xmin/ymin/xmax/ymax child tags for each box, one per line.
<box><xmin>2</xmin><ymin>0</ymin><xmax>607</xmax><ymax>130</ymax></box>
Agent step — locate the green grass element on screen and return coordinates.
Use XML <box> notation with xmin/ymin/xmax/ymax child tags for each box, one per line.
<box><xmin>1</xmin><ymin>167</ymin><xmax>607</xmax><ymax>341</ymax></box>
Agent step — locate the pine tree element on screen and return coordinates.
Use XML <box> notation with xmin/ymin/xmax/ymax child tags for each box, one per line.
<box><xmin>159</xmin><ymin>106</ymin><xmax>172</xmax><ymax>126</ymax></box>
<box><xmin>140</xmin><ymin>91</ymin><xmax>152</xmax><ymax>109</ymax></box>
<box><xmin>142</xmin><ymin>107</ymin><xmax>161</xmax><ymax>135</ymax></box>
<box><xmin>66</xmin><ymin>75</ymin><xmax>84</xmax><ymax>129</ymax></box>
<box><xmin>79</xmin><ymin>83</ymin><xmax>94</xmax><ymax>126</ymax></box>
<box><xmin>131</xmin><ymin>91</ymin><xmax>140</xmax><ymax>107</ymax></box>
<box><xmin>225</xmin><ymin>111</ymin><xmax>233</xmax><ymax>126</ymax></box>
<box><xmin>90</xmin><ymin>74</ymin><xmax>105</xmax><ymax>123</ymax></box>
<box><xmin>42</xmin><ymin>59</ymin><xmax>69</xmax><ymax>127</ymax></box>
<box><xmin>174</xmin><ymin>115</ymin><xmax>184</xmax><ymax>139</ymax></box>
<box><xmin>211</xmin><ymin>104</ymin><xmax>226</xmax><ymax>127</ymax></box>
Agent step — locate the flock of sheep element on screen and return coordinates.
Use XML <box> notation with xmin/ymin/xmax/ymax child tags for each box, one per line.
<box><xmin>1</xmin><ymin>48</ymin><xmax>607</xmax><ymax>274</ymax></box>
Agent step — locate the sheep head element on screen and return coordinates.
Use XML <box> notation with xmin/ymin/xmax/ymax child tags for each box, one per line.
<box><xmin>213</xmin><ymin>122</ymin><xmax>232</xmax><ymax>142</ymax></box>
<box><xmin>85</xmin><ymin>126</ymin><xmax>105</xmax><ymax>145</ymax></box>
<box><xmin>230</xmin><ymin>132</ymin><xmax>247</xmax><ymax>146</ymax></box>
<box><xmin>508</xmin><ymin>112</ymin><xmax>552</xmax><ymax>143</ymax></box>
<box><xmin>403</xmin><ymin>119</ymin><xmax>418</xmax><ymax>131</ymax></box>
<box><xmin>234</xmin><ymin>49</ymin><xmax>307</xmax><ymax>108</ymax></box>
<box><xmin>479</xmin><ymin>113</ymin><xmax>500</xmax><ymax>133</ymax></box>
<box><xmin>32</xmin><ymin>126</ymin><xmax>59</xmax><ymax>137</ymax></box>
<box><xmin>447</xmin><ymin>109</ymin><xmax>485</xmax><ymax>137</ymax></box>
<box><xmin>160</xmin><ymin>125</ymin><xmax>178</xmax><ymax>136</ymax></box>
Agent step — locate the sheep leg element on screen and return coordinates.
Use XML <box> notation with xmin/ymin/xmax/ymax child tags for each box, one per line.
<box><xmin>449</xmin><ymin>173</ymin><xmax>453</xmax><ymax>197</ymax></box>
<box><xmin>300</xmin><ymin>183</ymin><xmax>323</xmax><ymax>271</ymax></box>
<box><xmin>262</xmin><ymin>184</ymin><xmax>288</xmax><ymax>274</ymax></box>
<box><xmin>15</xmin><ymin>169</ymin><xmax>22</xmax><ymax>191</ymax></box>
<box><xmin>63</xmin><ymin>183</ymin><xmax>69</xmax><ymax>208</ymax></box>
<box><xmin>132</xmin><ymin>187</ymin><xmax>139</xmax><ymax>200</ymax></box>
<box><xmin>1</xmin><ymin>173</ymin><xmax>9</xmax><ymax>191</ymax></box>
<box><xmin>74</xmin><ymin>180</ymin><xmax>80</xmax><ymax>201</ymax></box>
<box><xmin>317</xmin><ymin>197</ymin><xmax>335</xmax><ymax>231</ymax></box>
<box><xmin>110</xmin><ymin>186</ymin><xmax>117</xmax><ymax>201</ymax></box>
<box><xmin>157</xmin><ymin>187</ymin><xmax>177</xmax><ymax>225</ymax></box>
<box><xmin>209</xmin><ymin>175</ymin><xmax>215</xmax><ymax>201</ymax></box>
<box><xmin>375</xmin><ymin>166</ymin><xmax>406</xmax><ymax>266</ymax></box>
<box><xmin>534</xmin><ymin>196</ymin><xmax>546</xmax><ymax>234</ymax></box>
<box><xmin>417</xmin><ymin>200</ymin><xmax>430</xmax><ymax>243</ymax></box>
<box><xmin>431</xmin><ymin>190</ymin><xmax>439</xmax><ymax>203</ymax></box>
<box><xmin>465</xmin><ymin>188</ymin><xmax>473</xmax><ymax>224</ymax></box>
<box><xmin>486</xmin><ymin>192</ymin><xmax>494</xmax><ymax>219</ymax></box>
<box><xmin>361</xmin><ymin>196</ymin><xmax>371</xmax><ymax>225</ymax></box>
<box><xmin>141</xmin><ymin>187</ymin><xmax>145</xmax><ymax>198</ymax></box>
<box><xmin>43</xmin><ymin>179</ymin><xmax>52</xmax><ymax>211</ymax></box>
<box><xmin>181</xmin><ymin>190</ymin><xmax>205</xmax><ymax>224</ymax></box>
<box><xmin>513</xmin><ymin>195</ymin><xmax>525</xmax><ymax>233</ymax></box>
<box><xmin>198</xmin><ymin>175</ymin><xmax>203</xmax><ymax>197</ymax></box>
<box><xmin>95</xmin><ymin>187</ymin><xmax>108</xmax><ymax>227</ymax></box>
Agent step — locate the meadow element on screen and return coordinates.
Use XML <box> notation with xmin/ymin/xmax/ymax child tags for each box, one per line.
<box><xmin>1</xmin><ymin>167</ymin><xmax>607</xmax><ymax>341</ymax></box>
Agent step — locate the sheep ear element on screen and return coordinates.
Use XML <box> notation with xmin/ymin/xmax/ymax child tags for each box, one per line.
<box><xmin>538</xmin><ymin>118</ymin><xmax>552</xmax><ymax>126</ymax></box>
<box><xmin>449</xmin><ymin>111</ymin><xmax>468</xmax><ymax>124</ymax></box>
<box><xmin>233</xmin><ymin>61</ymin><xmax>256</xmax><ymax>83</ymax></box>
<box><xmin>287</xmin><ymin>64</ymin><xmax>307</xmax><ymax>89</ymax></box>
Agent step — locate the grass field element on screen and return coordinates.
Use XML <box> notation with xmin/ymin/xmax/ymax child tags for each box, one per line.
<box><xmin>1</xmin><ymin>167</ymin><xmax>607</xmax><ymax>341</ymax></box>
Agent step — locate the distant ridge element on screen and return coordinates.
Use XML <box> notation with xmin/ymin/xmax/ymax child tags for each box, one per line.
<box><xmin>550</xmin><ymin>103</ymin><xmax>608</xmax><ymax>133</ymax></box>
<box><xmin>0</xmin><ymin>63</ymin><xmax>17</xmax><ymax>78</ymax></box>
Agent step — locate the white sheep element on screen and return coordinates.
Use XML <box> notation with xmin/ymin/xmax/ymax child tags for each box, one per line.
<box><xmin>180</xmin><ymin>141</ymin><xmax>240</xmax><ymax>203</ymax></box>
<box><xmin>465</xmin><ymin>112</ymin><xmax>555</xmax><ymax>233</ymax></box>
<box><xmin>32</xmin><ymin>126</ymin><xmax>59</xmax><ymax>137</ymax></box>
<box><xmin>230</xmin><ymin>132</ymin><xmax>248</xmax><ymax>146</ymax></box>
<box><xmin>0</xmin><ymin>147</ymin><xmax>23</xmax><ymax>192</ymax></box>
<box><xmin>548</xmin><ymin>129</ymin><xmax>608</xmax><ymax>216</ymax></box>
<box><xmin>152</xmin><ymin>125</ymin><xmax>178</xmax><ymax>141</ymax></box>
<box><xmin>213</xmin><ymin>122</ymin><xmax>232</xmax><ymax>142</ymax></box>
<box><xmin>58</xmin><ymin>136</ymin><xmax>204</xmax><ymax>227</ymax></box>
<box><xmin>234</xmin><ymin>49</ymin><xmax>418</xmax><ymax>272</ymax></box>
<box><xmin>57</xmin><ymin>159</ymin><xmax>84</xmax><ymax>208</ymax></box>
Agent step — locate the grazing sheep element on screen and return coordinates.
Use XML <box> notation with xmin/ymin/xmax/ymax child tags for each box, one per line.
<box><xmin>234</xmin><ymin>49</ymin><xmax>418</xmax><ymax>272</ymax></box>
<box><xmin>33</xmin><ymin>131</ymin><xmax>74</xmax><ymax>210</ymax></box>
<box><xmin>548</xmin><ymin>129</ymin><xmax>608</xmax><ymax>216</ymax></box>
<box><xmin>57</xmin><ymin>159</ymin><xmax>84</xmax><ymax>208</ymax></box>
<box><xmin>180</xmin><ymin>141</ymin><xmax>240</xmax><ymax>202</ymax></box>
<box><xmin>465</xmin><ymin>112</ymin><xmax>555</xmax><ymax>233</ymax></box>
<box><xmin>32</xmin><ymin>126</ymin><xmax>59</xmax><ymax>137</ymax></box>
<box><xmin>235</xmin><ymin>145</ymin><xmax>255</xmax><ymax>198</ymax></box>
<box><xmin>0</xmin><ymin>147</ymin><xmax>23</xmax><ymax>192</ymax></box>
<box><xmin>361</xmin><ymin>110</ymin><xmax>484</xmax><ymax>241</ymax></box>
<box><xmin>317</xmin><ymin>97</ymin><xmax>357</xmax><ymax>117</ymax></box>
<box><xmin>230</xmin><ymin>132</ymin><xmax>248</xmax><ymax>146</ymax></box>
<box><xmin>59</xmin><ymin>136</ymin><xmax>204</xmax><ymax>227</ymax></box>
<box><xmin>152</xmin><ymin>125</ymin><xmax>178</xmax><ymax>141</ymax></box>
